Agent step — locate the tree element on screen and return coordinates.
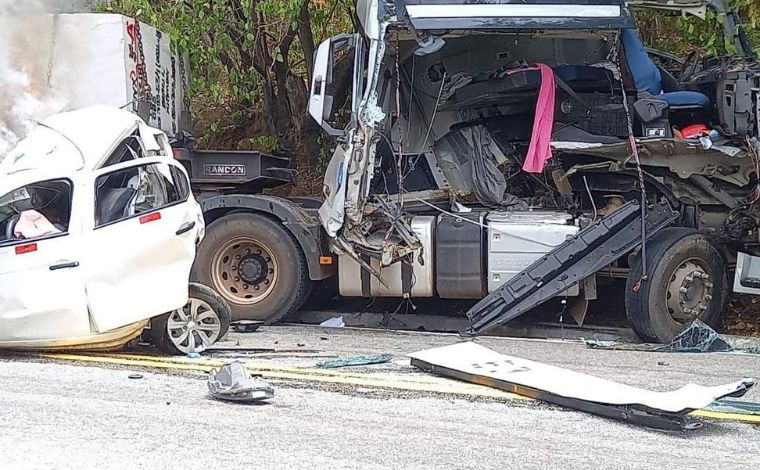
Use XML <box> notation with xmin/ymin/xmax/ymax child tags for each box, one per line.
<box><xmin>105</xmin><ymin>0</ymin><xmax>354</xmax><ymax>163</ymax></box>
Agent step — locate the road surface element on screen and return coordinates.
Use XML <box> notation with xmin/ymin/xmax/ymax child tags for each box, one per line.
<box><xmin>0</xmin><ymin>326</ymin><xmax>759</xmax><ymax>469</ymax></box>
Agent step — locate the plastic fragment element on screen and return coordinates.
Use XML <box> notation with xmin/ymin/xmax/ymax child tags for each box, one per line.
<box><xmin>208</xmin><ymin>362</ymin><xmax>274</xmax><ymax>403</ymax></box>
<box><xmin>317</xmin><ymin>354</ymin><xmax>392</xmax><ymax>369</ymax></box>
<box><xmin>320</xmin><ymin>316</ymin><xmax>345</xmax><ymax>328</ymax></box>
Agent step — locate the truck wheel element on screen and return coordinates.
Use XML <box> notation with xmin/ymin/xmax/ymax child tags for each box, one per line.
<box><xmin>151</xmin><ymin>283</ymin><xmax>231</xmax><ymax>355</ymax></box>
<box><xmin>191</xmin><ymin>212</ymin><xmax>310</xmax><ymax>323</ymax></box>
<box><xmin>283</xmin><ymin>277</ymin><xmax>338</xmax><ymax>322</ymax></box>
<box><xmin>625</xmin><ymin>228</ymin><xmax>728</xmax><ymax>343</ymax></box>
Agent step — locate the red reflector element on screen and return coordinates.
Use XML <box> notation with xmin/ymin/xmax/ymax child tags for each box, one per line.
<box><xmin>15</xmin><ymin>243</ymin><xmax>37</xmax><ymax>255</ymax></box>
<box><xmin>172</xmin><ymin>149</ymin><xmax>182</xmax><ymax>159</ymax></box>
<box><xmin>139</xmin><ymin>212</ymin><xmax>162</xmax><ymax>224</ymax></box>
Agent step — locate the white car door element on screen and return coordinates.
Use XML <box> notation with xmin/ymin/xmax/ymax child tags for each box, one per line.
<box><xmin>83</xmin><ymin>158</ymin><xmax>202</xmax><ymax>332</ymax></box>
<box><xmin>0</xmin><ymin>175</ymin><xmax>91</xmax><ymax>344</ymax></box>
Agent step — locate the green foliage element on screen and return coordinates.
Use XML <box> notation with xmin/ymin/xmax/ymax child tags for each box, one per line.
<box><xmin>637</xmin><ymin>0</ymin><xmax>760</xmax><ymax>57</ymax></box>
<box><xmin>103</xmin><ymin>0</ymin><xmax>354</xmax><ymax>156</ymax></box>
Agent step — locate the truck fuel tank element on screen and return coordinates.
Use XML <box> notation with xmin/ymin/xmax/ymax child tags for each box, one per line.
<box><xmin>338</xmin><ymin>216</ymin><xmax>436</xmax><ymax>298</ymax></box>
<box><xmin>487</xmin><ymin>211</ymin><xmax>580</xmax><ymax>294</ymax></box>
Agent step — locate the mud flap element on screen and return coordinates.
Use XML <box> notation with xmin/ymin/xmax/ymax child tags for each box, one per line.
<box><xmin>466</xmin><ymin>201</ymin><xmax>679</xmax><ymax>335</ymax></box>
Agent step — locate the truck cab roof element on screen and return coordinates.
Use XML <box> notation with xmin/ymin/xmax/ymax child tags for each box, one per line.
<box><xmin>391</xmin><ymin>0</ymin><xmax>635</xmax><ymax>30</ymax></box>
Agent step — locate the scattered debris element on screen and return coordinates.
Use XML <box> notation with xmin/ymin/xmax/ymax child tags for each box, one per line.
<box><xmin>657</xmin><ymin>321</ymin><xmax>732</xmax><ymax>353</ymax></box>
<box><xmin>231</xmin><ymin>321</ymin><xmax>263</xmax><ymax>333</ymax></box>
<box><xmin>657</xmin><ymin>362</ymin><xmax>670</xmax><ymax>367</ymax></box>
<box><xmin>207</xmin><ymin>362</ymin><xmax>274</xmax><ymax>404</ymax></box>
<box><xmin>584</xmin><ymin>320</ymin><xmax>760</xmax><ymax>354</ymax></box>
<box><xmin>297</xmin><ymin>343</ymin><xmax>306</xmax><ymax>347</ymax></box>
<box><xmin>707</xmin><ymin>399</ymin><xmax>760</xmax><ymax>416</ymax></box>
<box><xmin>320</xmin><ymin>316</ymin><xmax>346</xmax><ymax>328</ymax></box>
<box><xmin>409</xmin><ymin>342</ymin><xmax>755</xmax><ymax>431</ymax></box>
<box><xmin>207</xmin><ymin>347</ymin><xmax>277</xmax><ymax>353</ymax></box>
<box><xmin>317</xmin><ymin>354</ymin><xmax>393</xmax><ymax>369</ymax></box>
<box><xmin>128</xmin><ymin>374</ymin><xmax>143</xmax><ymax>380</ymax></box>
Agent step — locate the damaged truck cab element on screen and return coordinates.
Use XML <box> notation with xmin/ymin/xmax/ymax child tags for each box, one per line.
<box><xmin>306</xmin><ymin>0</ymin><xmax>760</xmax><ymax>342</ymax></box>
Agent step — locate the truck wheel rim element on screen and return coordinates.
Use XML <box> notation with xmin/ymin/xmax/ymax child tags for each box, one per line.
<box><xmin>665</xmin><ymin>258</ymin><xmax>714</xmax><ymax>324</ymax></box>
<box><xmin>211</xmin><ymin>237</ymin><xmax>278</xmax><ymax>305</ymax></box>
<box><xmin>167</xmin><ymin>298</ymin><xmax>222</xmax><ymax>354</ymax></box>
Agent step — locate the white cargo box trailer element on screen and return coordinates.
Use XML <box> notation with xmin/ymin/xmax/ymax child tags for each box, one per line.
<box><xmin>0</xmin><ymin>13</ymin><xmax>190</xmax><ymax>136</ymax></box>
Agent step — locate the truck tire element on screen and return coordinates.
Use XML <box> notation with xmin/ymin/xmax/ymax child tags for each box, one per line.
<box><xmin>191</xmin><ymin>212</ymin><xmax>310</xmax><ymax>323</ymax></box>
<box><xmin>151</xmin><ymin>283</ymin><xmax>231</xmax><ymax>355</ymax></box>
<box><xmin>283</xmin><ymin>277</ymin><xmax>338</xmax><ymax>322</ymax></box>
<box><xmin>625</xmin><ymin>227</ymin><xmax>728</xmax><ymax>343</ymax></box>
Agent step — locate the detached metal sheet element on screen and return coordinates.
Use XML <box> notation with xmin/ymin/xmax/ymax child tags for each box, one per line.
<box><xmin>409</xmin><ymin>342</ymin><xmax>755</xmax><ymax>414</ymax></box>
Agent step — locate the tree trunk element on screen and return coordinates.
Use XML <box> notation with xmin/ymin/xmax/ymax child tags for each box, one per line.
<box><xmin>297</xmin><ymin>0</ymin><xmax>316</xmax><ymax>82</ymax></box>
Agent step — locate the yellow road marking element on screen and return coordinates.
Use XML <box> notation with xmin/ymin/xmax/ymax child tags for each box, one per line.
<box><xmin>39</xmin><ymin>353</ymin><xmax>523</xmax><ymax>400</ymax></box>
<box><xmin>34</xmin><ymin>352</ymin><xmax>760</xmax><ymax>424</ymax></box>
<box><xmin>689</xmin><ymin>409</ymin><xmax>760</xmax><ymax>424</ymax></box>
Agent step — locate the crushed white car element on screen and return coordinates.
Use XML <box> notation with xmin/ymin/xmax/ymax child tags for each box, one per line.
<box><xmin>0</xmin><ymin>106</ymin><xmax>229</xmax><ymax>353</ymax></box>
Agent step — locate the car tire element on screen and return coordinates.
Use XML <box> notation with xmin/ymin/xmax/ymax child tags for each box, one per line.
<box><xmin>625</xmin><ymin>227</ymin><xmax>728</xmax><ymax>343</ymax></box>
<box><xmin>151</xmin><ymin>282</ymin><xmax>231</xmax><ymax>355</ymax></box>
<box><xmin>191</xmin><ymin>212</ymin><xmax>310</xmax><ymax>323</ymax></box>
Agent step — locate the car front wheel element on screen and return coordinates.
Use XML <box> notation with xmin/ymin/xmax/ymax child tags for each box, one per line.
<box><xmin>151</xmin><ymin>282</ymin><xmax>231</xmax><ymax>355</ymax></box>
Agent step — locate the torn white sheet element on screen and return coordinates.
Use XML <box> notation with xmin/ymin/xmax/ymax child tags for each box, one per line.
<box><xmin>320</xmin><ymin>316</ymin><xmax>345</xmax><ymax>328</ymax></box>
<box><xmin>408</xmin><ymin>342</ymin><xmax>754</xmax><ymax>413</ymax></box>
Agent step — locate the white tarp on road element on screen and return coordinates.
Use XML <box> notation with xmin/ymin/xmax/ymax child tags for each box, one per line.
<box><xmin>408</xmin><ymin>341</ymin><xmax>755</xmax><ymax>413</ymax></box>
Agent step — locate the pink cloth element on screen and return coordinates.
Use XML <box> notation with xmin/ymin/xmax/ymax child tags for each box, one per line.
<box><xmin>14</xmin><ymin>210</ymin><xmax>62</xmax><ymax>239</ymax></box>
<box><xmin>522</xmin><ymin>64</ymin><xmax>556</xmax><ymax>173</ymax></box>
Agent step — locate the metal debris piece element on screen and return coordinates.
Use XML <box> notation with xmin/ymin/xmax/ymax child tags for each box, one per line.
<box><xmin>409</xmin><ymin>342</ymin><xmax>755</xmax><ymax>431</ymax></box>
<box><xmin>207</xmin><ymin>362</ymin><xmax>274</xmax><ymax>403</ymax></box>
<box><xmin>317</xmin><ymin>354</ymin><xmax>393</xmax><ymax>369</ymax></box>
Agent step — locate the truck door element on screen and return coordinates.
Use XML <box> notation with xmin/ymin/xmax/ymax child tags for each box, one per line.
<box><xmin>0</xmin><ymin>176</ymin><xmax>91</xmax><ymax>343</ymax></box>
<box><xmin>84</xmin><ymin>158</ymin><xmax>202</xmax><ymax>332</ymax></box>
<box><xmin>309</xmin><ymin>34</ymin><xmax>364</xmax><ymax>236</ymax></box>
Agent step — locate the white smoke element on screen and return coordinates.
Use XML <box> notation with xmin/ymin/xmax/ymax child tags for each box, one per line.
<box><xmin>0</xmin><ymin>1</ymin><xmax>94</xmax><ymax>157</ymax></box>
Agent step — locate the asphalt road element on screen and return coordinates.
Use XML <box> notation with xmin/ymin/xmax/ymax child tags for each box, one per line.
<box><xmin>1</xmin><ymin>326</ymin><xmax>759</xmax><ymax>469</ymax></box>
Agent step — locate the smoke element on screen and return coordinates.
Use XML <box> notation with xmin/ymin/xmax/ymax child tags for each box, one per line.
<box><xmin>0</xmin><ymin>1</ymin><xmax>94</xmax><ymax>157</ymax></box>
